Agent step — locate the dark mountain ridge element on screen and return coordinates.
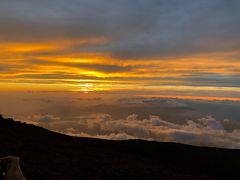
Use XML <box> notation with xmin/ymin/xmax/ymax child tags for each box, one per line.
<box><xmin>0</xmin><ymin>114</ymin><xmax>240</xmax><ymax>180</ymax></box>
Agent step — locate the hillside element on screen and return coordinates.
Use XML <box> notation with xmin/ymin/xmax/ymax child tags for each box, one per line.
<box><xmin>0</xmin><ymin>114</ymin><xmax>240</xmax><ymax>180</ymax></box>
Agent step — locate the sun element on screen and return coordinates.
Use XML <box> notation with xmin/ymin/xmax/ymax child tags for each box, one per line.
<box><xmin>78</xmin><ymin>83</ymin><xmax>94</xmax><ymax>93</ymax></box>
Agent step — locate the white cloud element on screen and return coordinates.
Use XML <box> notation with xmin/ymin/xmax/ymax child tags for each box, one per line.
<box><xmin>32</xmin><ymin>114</ymin><xmax>60</xmax><ymax>123</ymax></box>
<box><xmin>59</xmin><ymin>114</ymin><xmax>240</xmax><ymax>149</ymax></box>
<box><xmin>126</xmin><ymin>114</ymin><xmax>138</xmax><ymax>121</ymax></box>
<box><xmin>163</xmin><ymin>100</ymin><xmax>188</xmax><ymax>108</ymax></box>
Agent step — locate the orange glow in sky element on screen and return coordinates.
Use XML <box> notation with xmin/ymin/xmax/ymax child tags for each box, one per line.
<box><xmin>1</xmin><ymin>40</ymin><xmax>240</xmax><ymax>101</ymax></box>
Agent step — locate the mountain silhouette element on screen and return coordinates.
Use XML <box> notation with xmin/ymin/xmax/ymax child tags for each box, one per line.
<box><xmin>0</xmin><ymin>114</ymin><xmax>240</xmax><ymax>180</ymax></box>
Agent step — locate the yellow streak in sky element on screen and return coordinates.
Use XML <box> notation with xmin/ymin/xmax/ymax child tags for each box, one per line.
<box><xmin>0</xmin><ymin>43</ymin><xmax>60</xmax><ymax>53</ymax></box>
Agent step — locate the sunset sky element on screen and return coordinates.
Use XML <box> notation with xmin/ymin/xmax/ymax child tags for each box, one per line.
<box><xmin>1</xmin><ymin>0</ymin><xmax>240</xmax><ymax>148</ymax></box>
<box><xmin>0</xmin><ymin>0</ymin><xmax>240</xmax><ymax>99</ymax></box>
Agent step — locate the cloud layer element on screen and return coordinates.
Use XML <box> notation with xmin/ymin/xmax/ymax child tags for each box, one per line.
<box><xmin>1</xmin><ymin>0</ymin><xmax>240</xmax><ymax>59</ymax></box>
<box><xmin>58</xmin><ymin>114</ymin><xmax>240</xmax><ymax>149</ymax></box>
<box><xmin>1</xmin><ymin>91</ymin><xmax>240</xmax><ymax>148</ymax></box>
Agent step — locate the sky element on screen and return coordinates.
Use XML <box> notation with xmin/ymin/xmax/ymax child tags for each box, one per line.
<box><xmin>1</xmin><ymin>0</ymin><xmax>240</xmax><ymax>98</ymax></box>
<box><xmin>1</xmin><ymin>0</ymin><xmax>240</xmax><ymax>148</ymax></box>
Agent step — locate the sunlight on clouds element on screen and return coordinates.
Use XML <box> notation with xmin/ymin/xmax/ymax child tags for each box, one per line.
<box><xmin>0</xmin><ymin>36</ymin><xmax>240</xmax><ymax>101</ymax></box>
<box><xmin>0</xmin><ymin>82</ymin><xmax>71</xmax><ymax>91</ymax></box>
<box><xmin>0</xmin><ymin>43</ymin><xmax>61</xmax><ymax>53</ymax></box>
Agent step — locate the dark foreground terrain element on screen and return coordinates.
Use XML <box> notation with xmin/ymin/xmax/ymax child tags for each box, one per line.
<box><xmin>0</xmin><ymin>115</ymin><xmax>240</xmax><ymax>180</ymax></box>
